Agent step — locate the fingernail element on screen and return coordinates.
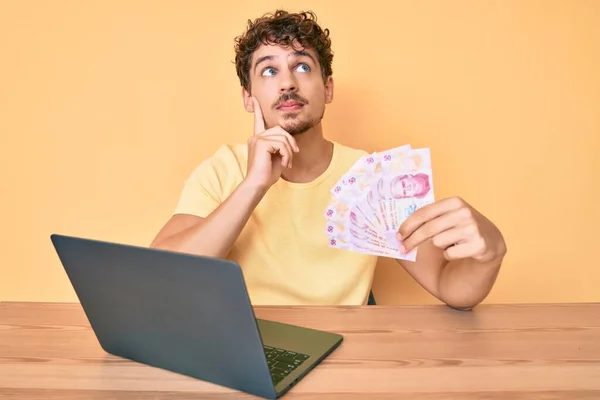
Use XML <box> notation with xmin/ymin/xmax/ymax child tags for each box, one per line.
<box><xmin>399</xmin><ymin>244</ymin><xmax>406</xmax><ymax>253</ymax></box>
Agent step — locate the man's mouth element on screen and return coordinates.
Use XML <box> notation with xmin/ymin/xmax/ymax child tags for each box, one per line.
<box><xmin>277</xmin><ymin>100</ymin><xmax>304</xmax><ymax>110</ymax></box>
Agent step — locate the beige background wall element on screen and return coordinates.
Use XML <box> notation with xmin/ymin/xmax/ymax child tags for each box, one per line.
<box><xmin>1</xmin><ymin>0</ymin><xmax>599</xmax><ymax>304</ymax></box>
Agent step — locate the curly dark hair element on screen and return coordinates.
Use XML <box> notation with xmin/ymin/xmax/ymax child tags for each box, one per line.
<box><xmin>234</xmin><ymin>10</ymin><xmax>334</xmax><ymax>92</ymax></box>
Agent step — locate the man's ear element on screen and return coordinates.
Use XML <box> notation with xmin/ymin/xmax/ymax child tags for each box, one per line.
<box><xmin>324</xmin><ymin>76</ymin><xmax>334</xmax><ymax>104</ymax></box>
<box><xmin>242</xmin><ymin>87</ymin><xmax>254</xmax><ymax>112</ymax></box>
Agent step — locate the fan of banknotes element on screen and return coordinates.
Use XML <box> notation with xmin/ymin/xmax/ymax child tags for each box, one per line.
<box><xmin>324</xmin><ymin>144</ymin><xmax>435</xmax><ymax>261</ymax></box>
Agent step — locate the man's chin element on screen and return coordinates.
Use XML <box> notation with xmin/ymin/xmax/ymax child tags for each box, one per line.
<box><xmin>285</xmin><ymin>125</ymin><xmax>311</xmax><ymax>135</ymax></box>
<box><xmin>281</xmin><ymin>118</ymin><xmax>319</xmax><ymax>136</ymax></box>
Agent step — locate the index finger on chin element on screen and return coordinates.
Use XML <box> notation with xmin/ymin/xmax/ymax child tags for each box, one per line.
<box><xmin>252</xmin><ymin>97</ymin><xmax>266</xmax><ymax>135</ymax></box>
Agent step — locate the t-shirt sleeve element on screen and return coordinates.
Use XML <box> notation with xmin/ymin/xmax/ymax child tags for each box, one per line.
<box><xmin>173</xmin><ymin>146</ymin><xmax>236</xmax><ymax>218</ymax></box>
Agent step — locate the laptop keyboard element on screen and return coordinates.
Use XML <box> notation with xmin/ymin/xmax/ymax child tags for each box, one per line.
<box><xmin>263</xmin><ymin>345</ymin><xmax>310</xmax><ymax>384</ymax></box>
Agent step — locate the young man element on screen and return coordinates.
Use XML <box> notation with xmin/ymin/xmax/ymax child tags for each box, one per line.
<box><xmin>150</xmin><ymin>10</ymin><xmax>507</xmax><ymax>309</ymax></box>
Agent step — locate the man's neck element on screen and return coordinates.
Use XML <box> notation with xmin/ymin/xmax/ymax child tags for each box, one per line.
<box><xmin>281</xmin><ymin>125</ymin><xmax>333</xmax><ymax>184</ymax></box>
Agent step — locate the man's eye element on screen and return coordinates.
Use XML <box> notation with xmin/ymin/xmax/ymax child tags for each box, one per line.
<box><xmin>296</xmin><ymin>63</ymin><xmax>310</xmax><ymax>72</ymax></box>
<box><xmin>262</xmin><ymin>67</ymin><xmax>276</xmax><ymax>76</ymax></box>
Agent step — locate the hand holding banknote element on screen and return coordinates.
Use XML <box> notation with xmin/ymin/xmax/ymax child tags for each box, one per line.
<box><xmin>324</xmin><ymin>144</ymin><xmax>506</xmax><ymax>264</ymax></box>
<box><xmin>397</xmin><ymin>196</ymin><xmax>507</xmax><ymax>263</ymax></box>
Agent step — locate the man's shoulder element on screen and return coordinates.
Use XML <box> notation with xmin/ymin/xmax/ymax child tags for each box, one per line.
<box><xmin>194</xmin><ymin>143</ymin><xmax>247</xmax><ymax>172</ymax></box>
<box><xmin>184</xmin><ymin>143</ymin><xmax>247</xmax><ymax>186</ymax></box>
<box><xmin>334</xmin><ymin>141</ymin><xmax>369</xmax><ymax>157</ymax></box>
<box><xmin>332</xmin><ymin>140</ymin><xmax>370</xmax><ymax>168</ymax></box>
<box><xmin>209</xmin><ymin>143</ymin><xmax>248</xmax><ymax>163</ymax></box>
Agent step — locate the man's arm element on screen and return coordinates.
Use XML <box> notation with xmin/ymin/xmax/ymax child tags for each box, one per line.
<box><xmin>396</xmin><ymin>240</ymin><xmax>504</xmax><ymax>310</ymax></box>
<box><xmin>151</xmin><ymin>96</ymin><xmax>299</xmax><ymax>258</ymax></box>
<box><xmin>150</xmin><ymin>181</ymin><xmax>266</xmax><ymax>258</ymax></box>
<box><xmin>395</xmin><ymin>197</ymin><xmax>507</xmax><ymax>310</ymax></box>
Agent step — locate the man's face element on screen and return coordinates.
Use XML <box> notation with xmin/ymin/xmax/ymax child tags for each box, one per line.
<box><xmin>243</xmin><ymin>41</ymin><xmax>333</xmax><ymax>135</ymax></box>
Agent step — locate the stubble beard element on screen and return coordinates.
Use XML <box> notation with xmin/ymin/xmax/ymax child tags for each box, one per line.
<box><xmin>280</xmin><ymin>110</ymin><xmax>325</xmax><ymax>136</ymax></box>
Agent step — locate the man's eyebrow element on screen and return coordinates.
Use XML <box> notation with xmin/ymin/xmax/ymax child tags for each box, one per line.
<box><xmin>253</xmin><ymin>55</ymin><xmax>275</xmax><ymax>74</ymax></box>
<box><xmin>291</xmin><ymin>50</ymin><xmax>317</xmax><ymax>65</ymax></box>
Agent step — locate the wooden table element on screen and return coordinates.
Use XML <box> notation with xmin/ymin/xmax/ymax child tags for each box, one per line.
<box><xmin>1</xmin><ymin>302</ymin><xmax>599</xmax><ymax>399</ymax></box>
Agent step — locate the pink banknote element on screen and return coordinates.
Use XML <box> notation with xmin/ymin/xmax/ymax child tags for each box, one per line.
<box><xmin>324</xmin><ymin>145</ymin><xmax>435</xmax><ymax>261</ymax></box>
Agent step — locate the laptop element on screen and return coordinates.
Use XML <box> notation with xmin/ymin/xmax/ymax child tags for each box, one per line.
<box><xmin>50</xmin><ymin>233</ymin><xmax>343</xmax><ymax>399</ymax></box>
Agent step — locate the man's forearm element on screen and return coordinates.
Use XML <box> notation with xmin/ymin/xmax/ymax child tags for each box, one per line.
<box><xmin>153</xmin><ymin>180</ymin><xmax>266</xmax><ymax>258</ymax></box>
<box><xmin>437</xmin><ymin>255</ymin><xmax>504</xmax><ymax>310</ymax></box>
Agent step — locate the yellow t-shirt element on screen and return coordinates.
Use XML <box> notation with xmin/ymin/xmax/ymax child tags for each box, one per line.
<box><xmin>173</xmin><ymin>140</ymin><xmax>378</xmax><ymax>305</ymax></box>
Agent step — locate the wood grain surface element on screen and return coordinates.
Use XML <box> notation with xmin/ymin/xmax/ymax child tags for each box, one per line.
<box><xmin>1</xmin><ymin>302</ymin><xmax>599</xmax><ymax>399</ymax></box>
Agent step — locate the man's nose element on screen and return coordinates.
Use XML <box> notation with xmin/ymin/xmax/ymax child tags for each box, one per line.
<box><xmin>279</xmin><ymin>71</ymin><xmax>298</xmax><ymax>92</ymax></box>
